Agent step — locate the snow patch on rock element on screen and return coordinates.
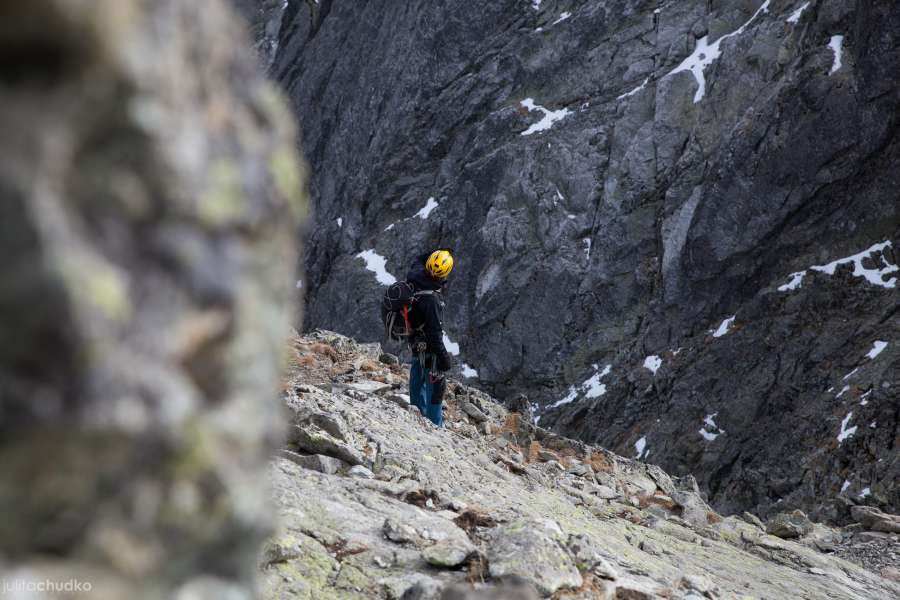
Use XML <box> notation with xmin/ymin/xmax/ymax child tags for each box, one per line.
<box><xmin>443</xmin><ymin>333</ymin><xmax>461</xmax><ymax>356</ymax></box>
<box><xmin>635</xmin><ymin>436</ymin><xmax>648</xmax><ymax>459</ymax></box>
<box><xmin>711</xmin><ymin>315</ymin><xmax>736</xmax><ymax>338</ymax></box>
<box><xmin>415</xmin><ymin>197</ymin><xmax>439</xmax><ymax>219</ymax></box>
<box><xmin>552</xmin><ymin>12</ymin><xmax>571</xmax><ymax>25</ymax></box>
<box><xmin>666</xmin><ymin>0</ymin><xmax>771</xmax><ymax>102</ymax></box>
<box><xmin>828</xmin><ymin>35</ymin><xmax>844</xmax><ymax>75</ymax></box>
<box><xmin>837</xmin><ymin>412</ymin><xmax>857</xmax><ymax>444</ymax></box>
<box><xmin>550</xmin><ymin>364</ymin><xmax>612</xmax><ymax>408</ymax></box>
<box><xmin>460</xmin><ymin>363</ymin><xmax>479</xmax><ymax>378</ymax></box>
<box><xmin>786</xmin><ymin>2</ymin><xmax>810</xmax><ymax>24</ymax></box>
<box><xmin>778</xmin><ymin>271</ymin><xmax>806</xmax><ymax>292</ymax></box>
<box><xmin>779</xmin><ymin>241</ymin><xmax>898</xmax><ymax>292</ymax></box>
<box><xmin>700</xmin><ymin>413</ymin><xmax>725</xmax><ymax>441</ymax></box>
<box><xmin>520</xmin><ymin>98</ymin><xmax>573</xmax><ymax>135</ymax></box>
<box><xmin>643</xmin><ymin>355</ymin><xmax>662</xmax><ymax>375</ymax></box>
<box><xmin>617</xmin><ymin>77</ymin><xmax>649</xmax><ymax>101</ymax></box>
<box><xmin>866</xmin><ymin>340</ymin><xmax>887</xmax><ymax>360</ymax></box>
<box><xmin>356</xmin><ymin>249</ymin><xmax>397</xmax><ymax>285</ymax></box>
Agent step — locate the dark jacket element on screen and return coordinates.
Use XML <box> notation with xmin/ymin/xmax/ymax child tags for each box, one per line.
<box><xmin>406</xmin><ymin>253</ymin><xmax>452</xmax><ymax>371</ymax></box>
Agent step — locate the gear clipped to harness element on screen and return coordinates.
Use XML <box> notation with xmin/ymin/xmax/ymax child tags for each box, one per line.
<box><xmin>380</xmin><ymin>281</ymin><xmax>434</xmax><ymax>342</ymax></box>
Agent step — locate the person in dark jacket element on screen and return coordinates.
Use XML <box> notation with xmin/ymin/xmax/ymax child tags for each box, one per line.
<box><xmin>406</xmin><ymin>249</ymin><xmax>454</xmax><ymax>426</ymax></box>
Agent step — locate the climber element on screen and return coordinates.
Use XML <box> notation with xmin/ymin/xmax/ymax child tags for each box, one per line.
<box><xmin>405</xmin><ymin>249</ymin><xmax>454</xmax><ymax>427</ymax></box>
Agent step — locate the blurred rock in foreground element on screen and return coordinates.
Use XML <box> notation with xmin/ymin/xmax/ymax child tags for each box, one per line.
<box><xmin>0</xmin><ymin>0</ymin><xmax>305</xmax><ymax>598</ymax></box>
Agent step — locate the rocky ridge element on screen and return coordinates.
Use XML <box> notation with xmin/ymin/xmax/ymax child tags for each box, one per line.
<box><xmin>261</xmin><ymin>331</ymin><xmax>900</xmax><ymax>599</ymax></box>
<box><xmin>265</xmin><ymin>0</ymin><xmax>900</xmax><ymax>521</ymax></box>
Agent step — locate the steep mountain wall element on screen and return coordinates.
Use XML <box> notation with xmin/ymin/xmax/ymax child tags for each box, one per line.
<box><xmin>262</xmin><ymin>330</ymin><xmax>900</xmax><ymax>599</ymax></box>
<box><xmin>269</xmin><ymin>0</ymin><xmax>899</xmax><ymax>519</ymax></box>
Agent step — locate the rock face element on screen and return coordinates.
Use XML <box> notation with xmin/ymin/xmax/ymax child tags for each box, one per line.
<box><xmin>261</xmin><ymin>330</ymin><xmax>900</xmax><ymax>599</ymax></box>
<box><xmin>267</xmin><ymin>0</ymin><xmax>900</xmax><ymax>520</ymax></box>
<box><xmin>0</xmin><ymin>1</ymin><xmax>305</xmax><ymax>597</ymax></box>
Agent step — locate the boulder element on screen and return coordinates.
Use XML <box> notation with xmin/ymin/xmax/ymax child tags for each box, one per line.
<box><xmin>380</xmin><ymin>352</ymin><xmax>400</xmax><ymax>365</ymax></box>
<box><xmin>487</xmin><ymin>520</ymin><xmax>582</xmax><ymax>596</ymax></box>
<box><xmin>850</xmin><ymin>506</ymin><xmax>900</xmax><ymax>534</ymax></box>
<box><xmin>348</xmin><ymin>465</ymin><xmax>376</xmax><ymax>479</ymax></box>
<box><xmin>767</xmin><ymin>511</ymin><xmax>814</xmax><ymax>539</ymax></box>
<box><xmin>671</xmin><ymin>490</ymin><xmax>711</xmax><ymax>529</ymax></box>
<box><xmin>567</xmin><ymin>534</ymin><xmax>617</xmax><ymax>580</ymax></box>
<box><xmin>460</xmin><ymin>400</ymin><xmax>488</xmax><ymax>423</ymax></box>
<box><xmin>288</xmin><ymin>425</ymin><xmax>366</xmax><ymax>466</ymax></box>
<box><xmin>421</xmin><ymin>538</ymin><xmax>476</xmax><ymax>567</ymax></box>
<box><xmin>278</xmin><ymin>450</ymin><xmax>345</xmax><ymax>474</ymax></box>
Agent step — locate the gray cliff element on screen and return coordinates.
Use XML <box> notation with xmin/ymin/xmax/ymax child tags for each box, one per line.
<box><xmin>268</xmin><ymin>0</ymin><xmax>900</xmax><ymax>520</ymax></box>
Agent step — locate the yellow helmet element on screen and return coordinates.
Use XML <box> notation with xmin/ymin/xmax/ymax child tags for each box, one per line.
<box><xmin>425</xmin><ymin>249</ymin><xmax>454</xmax><ymax>279</ymax></box>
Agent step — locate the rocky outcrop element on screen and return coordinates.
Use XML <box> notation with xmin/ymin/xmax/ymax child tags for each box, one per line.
<box><xmin>0</xmin><ymin>1</ymin><xmax>305</xmax><ymax>597</ymax></box>
<box><xmin>267</xmin><ymin>0</ymin><xmax>900</xmax><ymax>522</ymax></box>
<box><xmin>261</xmin><ymin>331</ymin><xmax>900</xmax><ymax>599</ymax></box>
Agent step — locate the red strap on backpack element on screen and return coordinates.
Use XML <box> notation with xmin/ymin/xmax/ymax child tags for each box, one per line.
<box><xmin>402</xmin><ymin>305</ymin><xmax>412</xmax><ymax>337</ymax></box>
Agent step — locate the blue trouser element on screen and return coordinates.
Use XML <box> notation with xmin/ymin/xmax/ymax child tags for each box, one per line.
<box><xmin>410</xmin><ymin>357</ymin><xmax>444</xmax><ymax>426</ymax></box>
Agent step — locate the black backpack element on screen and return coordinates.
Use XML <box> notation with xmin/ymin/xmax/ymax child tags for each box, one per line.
<box><xmin>381</xmin><ymin>281</ymin><xmax>435</xmax><ymax>341</ymax></box>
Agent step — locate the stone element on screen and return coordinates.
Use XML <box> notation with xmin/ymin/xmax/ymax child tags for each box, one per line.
<box><xmin>742</xmin><ymin>512</ymin><xmax>766</xmax><ymax>531</ymax></box>
<box><xmin>853</xmin><ymin>531</ymin><xmax>896</xmax><ymax>543</ymax></box>
<box><xmin>421</xmin><ymin>538</ymin><xmax>476</xmax><ymax>567</ymax></box>
<box><xmin>380</xmin><ymin>352</ymin><xmax>400</xmax><ymax>365</ymax></box>
<box><xmin>850</xmin><ymin>506</ymin><xmax>900</xmax><ymax>534</ymax></box>
<box><xmin>568</xmin><ymin>462</ymin><xmax>592</xmax><ymax>477</ymax></box>
<box><xmin>440</xmin><ymin>582</ymin><xmax>541</xmax><ymax>600</ymax></box>
<box><xmin>505</xmin><ymin>394</ymin><xmax>534</xmax><ymax>422</ymax></box>
<box><xmin>591</xmin><ymin>485</ymin><xmax>619</xmax><ymax>500</ymax></box>
<box><xmin>615</xmin><ymin>584</ymin><xmax>658</xmax><ymax>600</ymax></box>
<box><xmin>401</xmin><ymin>579</ymin><xmax>444</xmax><ymax>600</ymax></box>
<box><xmin>387</xmin><ymin>393</ymin><xmax>411</xmax><ymax>408</ymax></box>
<box><xmin>381</xmin><ymin>573</ymin><xmax>442</xmax><ymax>600</ymax></box>
<box><xmin>294</xmin><ymin>409</ymin><xmax>351</xmax><ymax>442</ymax></box>
<box><xmin>767</xmin><ymin>510</ymin><xmax>814</xmax><ymax>539</ymax></box>
<box><xmin>538</xmin><ymin>450</ymin><xmax>559</xmax><ymax>462</ymax></box>
<box><xmin>348</xmin><ymin>465</ymin><xmax>376</xmax><ymax>479</ymax></box>
<box><xmin>338</xmin><ymin>380</ymin><xmax>394</xmax><ymax>395</ymax></box>
<box><xmin>384</xmin><ymin>518</ymin><xmax>421</xmax><ymax>544</ymax></box>
<box><xmin>671</xmin><ymin>490</ymin><xmax>711</xmax><ymax>529</ymax></box>
<box><xmin>460</xmin><ymin>400</ymin><xmax>488</xmax><ymax>423</ymax></box>
<box><xmin>567</xmin><ymin>534</ymin><xmax>617</xmax><ymax>580</ymax></box>
<box><xmin>680</xmin><ymin>574</ymin><xmax>714</xmax><ymax>595</ymax></box>
<box><xmin>487</xmin><ymin>520</ymin><xmax>582</xmax><ymax>596</ymax></box>
<box><xmin>288</xmin><ymin>426</ymin><xmax>366</xmax><ymax>466</ymax></box>
<box><xmin>545</xmin><ymin>461</ymin><xmax>565</xmax><ymax>473</ymax></box>
<box><xmin>278</xmin><ymin>450</ymin><xmax>345</xmax><ymax>474</ymax></box>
